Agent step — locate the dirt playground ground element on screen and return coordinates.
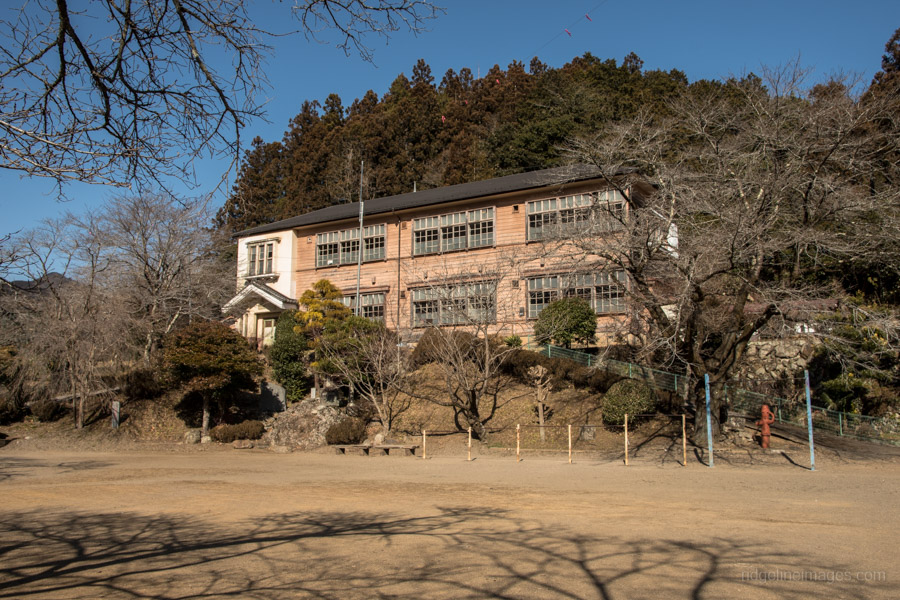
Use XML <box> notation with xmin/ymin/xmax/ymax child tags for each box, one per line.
<box><xmin>2</xmin><ymin>435</ymin><xmax>899</xmax><ymax>599</ymax></box>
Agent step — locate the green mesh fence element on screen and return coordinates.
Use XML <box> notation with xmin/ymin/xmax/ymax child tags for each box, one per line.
<box><xmin>542</xmin><ymin>345</ymin><xmax>688</xmax><ymax>396</ymax></box>
<box><xmin>540</xmin><ymin>345</ymin><xmax>900</xmax><ymax>446</ymax></box>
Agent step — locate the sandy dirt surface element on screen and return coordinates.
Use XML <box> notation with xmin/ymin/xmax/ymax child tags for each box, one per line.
<box><xmin>1</xmin><ymin>440</ymin><xmax>899</xmax><ymax>600</ymax></box>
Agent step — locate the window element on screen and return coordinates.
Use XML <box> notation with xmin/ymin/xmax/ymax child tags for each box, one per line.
<box><xmin>340</xmin><ymin>229</ymin><xmax>359</xmax><ymax>265</ymax></box>
<box><xmin>247</xmin><ymin>241</ymin><xmax>275</xmax><ymax>276</ymax></box>
<box><xmin>527</xmin><ymin>271</ymin><xmax>626</xmax><ymax>318</ymax></box>
<box><xmin>316</xmin><ymin>232</ymin><xmax>340</xmax><ymax>267</ymax></box>
<box><xmin>412</xmin><ymin>282</ymin><xmax>496</xmax><ymax>326</ymax></box>
<box><xmin>340</xmin><ymin>292</ymin><xmax>386</xmax><ymax>321</ymax></box>
<box><xmin>317</xmin><ymin>224</ymin><xmax>386</xmax><ymax>267</ymax></box>
<box><xmin>363</xmin><ymin>225</ymin><xmax>386</xmax><ymax>261</ymax></box>
<box><xmin>527</xmin><ymin>190</ymin><xmax>625</xmax><ymax>241</ymax></box>
<box><xmin>413</xmin><ymin>208</ymin><xmax>494</xmax><ymax>255</ymax></box>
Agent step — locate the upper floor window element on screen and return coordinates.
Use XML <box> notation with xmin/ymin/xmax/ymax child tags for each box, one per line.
<box><xmin>247</xmin><ymin>241</ymin><xmax>275</xmax><ymax>276</ymax></box>
<box><xmin>527</xmin><ymin>190</ymin><xmax>625</xmax><ymax>241</ymax></box>
<box><xmin>411</xmin><ymin>282</ymin><xmax>496</xmax><ymax>327</ymax></box>
<box><xmin>316</xmin><ymin>224</ymin><xmax>386</xmax><ymax>268</ymax></box>
<box><xmin>527</xmin><ymin>271</ymin><xmax>626</xmax><ymax>318</ymax></box>
<box><xmin>413</xmin><ymin>208</ymin><xmax>494</xmax><ymax>256</ymax></box>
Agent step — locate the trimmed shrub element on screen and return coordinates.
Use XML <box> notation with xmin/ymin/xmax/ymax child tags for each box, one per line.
<box><xmin>325</xmin><ymin>417</ymin><xmax>367</xmax><ymax>445</ymax></box>
<box><xmin>30</xmin><ymin>399</ymin><xmax>68</xmax><ymax>422</ymax></box>
<box><xmin>501</xmin><ymin>348</ymin><xmax>543</xmax><ymax>379</ymax></box>
<box><xmin>602</xmin><ymin>380</ymin><xmax>656</xmax><ymax>426</ymax></box>
<box><xmin>210</xmin><ymin>420</ymin><xmax>265</xmax><ymax>443</ymax></box>
<box><xmin>410</xmin><ymin>329</ymin><xmax>477</xmax><ymax>369</ymax></box>
<box><xmin>587</xmin><ymin>370</ymin><xmax>624</xmax><ymax>394</ymax></box>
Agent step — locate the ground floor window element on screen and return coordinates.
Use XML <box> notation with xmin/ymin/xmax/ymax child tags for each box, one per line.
<box><xmin>527</xmin><ymin>271</ymin><xmax>626</xmax><ymax>318</ymax></box>
<box><xmin>340</xmin><ymin>292</ymin><xmax>386</xmax><ymax>322</ymax></box>
<box><xmin>411</xmin><ymin>282</ymin><xmax>496</xmax><ymax>327</ymax></box>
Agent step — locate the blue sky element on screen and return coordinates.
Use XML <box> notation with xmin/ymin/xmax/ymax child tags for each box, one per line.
<box><xmin>2</xmin><ymin>0</ymin><xmax>898</xmax><ymax>236</ymax></box>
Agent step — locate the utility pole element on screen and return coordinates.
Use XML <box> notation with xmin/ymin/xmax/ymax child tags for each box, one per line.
<box><xmin>355</xmin><ymin>160</ymin><xmax>364</xmax><ymax>316</ymax></box>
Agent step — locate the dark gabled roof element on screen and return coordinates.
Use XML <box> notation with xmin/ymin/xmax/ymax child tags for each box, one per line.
<box><xmin>234</xmin><ymin>164</ymin><xmax>612</xmax><ymax>238</ymax></box>
<box><xmin>222</xmin><ymin>280</ymin><xmax>298</xmax><ymax>313</ymax></box>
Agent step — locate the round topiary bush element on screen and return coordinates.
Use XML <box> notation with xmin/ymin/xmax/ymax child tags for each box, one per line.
<box><xmin>210</xmin><ymin>420</ymin><xmax>266</xmax><ymax>443</ymax></box>
<box><xmin>325</xmin><ymin>417</ymin><xmax>367</xmax><ymax>445</ymax></box>
<box><xmin>602</xmin><ymin>379</ymin><xmax>656</xmax><ymax>426</ymax></box>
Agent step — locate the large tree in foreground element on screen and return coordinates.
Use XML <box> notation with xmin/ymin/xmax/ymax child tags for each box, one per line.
<box><xmin>561</xmin><ymin>63</ymin><xmax>900</xmax><ymax>441</ymax></box>
<box><xmin>163</xmin><ymin>320</ymin><xmax>263</xmax><ymax>437</ymax></box>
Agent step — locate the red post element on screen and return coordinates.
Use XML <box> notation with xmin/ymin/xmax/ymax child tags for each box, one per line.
<box><xmin>757</xmin><ymin>404</ymin><xmax>775</xmax><ymax>449</ymax></box>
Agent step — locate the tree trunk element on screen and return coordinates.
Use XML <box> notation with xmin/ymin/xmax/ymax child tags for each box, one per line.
<box><xmin>538</xmin><ymin>402</ymin><xmax>546</xmax><ymax>442</ymax></box>
<box><xmin>201</xmin><ymin>395</ymin><xmax>210</xmax><ymax>438</ymax></box>
<box><xmin>691</xmin><ymin>380</ymin><xmax>726</xmax><ymax>446</ymax></box>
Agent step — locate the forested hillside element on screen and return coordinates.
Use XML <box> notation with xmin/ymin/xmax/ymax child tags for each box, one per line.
<box><xmin>215</xmin><ymin>52</ymin><xmax>688</xmax><ymax>233</ymax></box>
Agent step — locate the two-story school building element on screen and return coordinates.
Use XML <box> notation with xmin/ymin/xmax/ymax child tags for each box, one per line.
<box><xmin>224</xmin><ymin>164</ymin><xmax>648</xmax><ymax>346</ymax></box>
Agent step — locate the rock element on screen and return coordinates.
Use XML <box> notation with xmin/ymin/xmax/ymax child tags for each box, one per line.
<box><xmin>200</xmin><ymin>435</ymin><xmax>212</xmax><ymax>444</ymax></box>
<box><xmin>183</xmin><ymin>430</ymin><xmax>201</xmax><ymax>444</ymax></box>
<box><xmin>232</xmin><ymin>439</ymin><xmax>254</xmax><ymax>449</ymax></box>
<box><xmin>373</xmin><ymin>432</ymin><xmax>385</xmax><ymax>445</ymax></box>
<box><xmin>261</xmin><ymin>401</ymin><xmax>342</xmax><ymax>450</ymax></box>
<box><xmin>270</xmin><ymin>445</ymin><xmax>292</xmax><ymax>454</ymax></box>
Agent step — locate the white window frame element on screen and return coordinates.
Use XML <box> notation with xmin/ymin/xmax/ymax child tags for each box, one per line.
<box><xmin>527</xmin><ymin>271</ymin><xmax>626</xmax><ymax>318</ymax></box>
<box><xmin>340</xmin><ymin>292</ymin><xmax>386</xmax><ymax>322</ymax></box>
<box><xmin>247</xmin><ymin>240</ymin><xmax>275</xmax><ymax>276</ymax></box>
<box><xmin>527</xmin><ymin>190</ymin><xmax>625</xmax><ymax>241</ymax></box>
<box><xmin>413</xmin><ymin>207</ymin><xmax>495</xmax><ymax>256</ymax></box>
<box><xmin>411</xmin><ymin>282</ymin><xmax>496</xmax><ymax>327</ymax></box>
<box><xmin>316</xmin><ymin>224</ymin><xmax>386</xmax><ymax>268</ymax></box>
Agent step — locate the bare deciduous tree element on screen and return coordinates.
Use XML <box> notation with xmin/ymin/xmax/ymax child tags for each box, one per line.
<box><xmin>96</xmin><ymin>194</ymin><xmax>232</xmax><ymax>364</ymax></box>
<box><xmin>401</xmin><ymin>256</ymin><xmax>525</xmax><ymax>440</ymax></box>
<box><xmin>0</xmin><ymin>0</ymin><xmax>442</xmax><ymax>193</ymax></box>
<box><xmin>316</xmin><ymin>315</ymin><xmax>411</xmax><ymax>434</ymax></box>
<box><xmin>559</xmin><ymin>64</ymin><xmax>900</xmax><ymax>441</ymax></box>
<box><xmin>2</xmin><ymin>216</ymin><xmax>129</xmax><ymax>428</ymax></box>
<box><xmin>1</xmin><ymin>192</ymin><xmax>230</xmax><ymax>426</ymax></box>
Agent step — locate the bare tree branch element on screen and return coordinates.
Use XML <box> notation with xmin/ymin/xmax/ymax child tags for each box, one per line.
<box><xmin>0</xmin><ymin>0</ymin><xmax>442</xmax><ymax>194</ymax></box>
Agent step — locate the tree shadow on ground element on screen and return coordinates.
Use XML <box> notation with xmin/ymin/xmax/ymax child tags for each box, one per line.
<box><xmin>0</xmin><ymin>507</ymin><xmax>886</xmax><ymax>599</ymax></box>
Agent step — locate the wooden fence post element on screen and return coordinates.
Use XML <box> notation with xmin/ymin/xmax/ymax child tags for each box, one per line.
<box><xmin>516</xmin><ymin>424</ymin><xmax>520</xmax><ymax>463</ymax></box>
<box><xmin>624</xmin><ymin>414</ymin><xmax>629</xmax><ymax>466</ymax></box>
<box><xmin>467</xmin><ymin>427</ymin><xmax>472</xmax><ymax>461</ymax></box>
<box><xmin>422</xmin><ymin>430</ymin><xmax>426</xmax><ymax>460</ymax></box>
<box><xmin>568</xmin><ymin>424</ymin><xmax>572</xmax><ymax>464</ymax></box>
<box><xmin>682</xmin><ymin>414</ymin><xmax>687</xmax><ymax>467</ymax></box>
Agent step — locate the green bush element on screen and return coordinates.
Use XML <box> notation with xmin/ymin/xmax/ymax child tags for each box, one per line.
<box><xmin>325</xmin><ymin>417</ymin><xmax>367</xmax><ymax>445</ymax></box>
<box><xmin>210</xmin><ymin>420</ymin><xmax>265</xmax><ymax>443</ymax></box>
<box><xmin>602</xmin><ymin>380</ymin><xmax>656</xmax><ymax>426</ymax></box>
<box><xmin>269</xmin><ymin>312</ymin><xmax>310</xmax><ymax>403</ymax></box>
<box><xmin>533</xmin><ymin>297</ymin><xmax>597</xmax><ymax>347</ymax></box>
<box><xmin>30</xmin><ymin>399</ymin><xmax>68</xmax><ymax>422</ymax></box>
<box><xmin>503</xmin><ymin>335</ymin><xmax>522</xmax><ymax>347</ymax></box>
